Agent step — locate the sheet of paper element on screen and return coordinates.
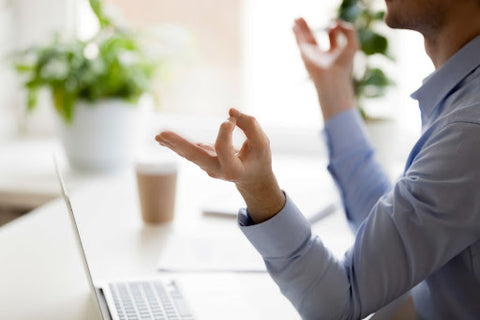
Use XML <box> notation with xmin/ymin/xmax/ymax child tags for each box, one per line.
<box><xmin>157</xmin><ymin>231</ymin><xmax>266</xmax><ymax>272</ymax></box>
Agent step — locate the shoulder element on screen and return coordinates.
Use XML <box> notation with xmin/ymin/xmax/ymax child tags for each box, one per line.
<box><xmin>396</xmin><ymin>121</ymin><xmax>480</xmax><ymax>223</ymax></box>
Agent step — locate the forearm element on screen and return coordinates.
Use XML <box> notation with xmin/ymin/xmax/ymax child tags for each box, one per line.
<box><xmin>324</xmin><ymin>110</ymin><xmax>392</xmax><ymax>230</ymax></box>
<box><xmin>330</xmin><ymin>149</ymin><xmax>391</xmax><ymax>230</ymax></box>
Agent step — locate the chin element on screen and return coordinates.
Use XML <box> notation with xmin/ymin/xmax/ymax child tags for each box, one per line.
<box><xmin>384</xmin><ymin>11</ymin><xmax>397</xmax><ymax>29</ymax></box>
<box><xmin>383</xmin><ymin>0</ymin><xmax>406</xmax><ymax>29</ymax></box>
<box><xmin>384</xmin><ymin>3</ymin><xmax>395</xmax><ymax>27</ymax></box>
<box><xmin>384</xmin><ymin>8</ymin><xmax>406</xmax><ymax>30</ymax></box>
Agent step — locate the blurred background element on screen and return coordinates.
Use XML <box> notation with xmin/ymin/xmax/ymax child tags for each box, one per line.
<box><xmin>0</xmin><ymin>0</ymin><xmax>434</xmax><ymax>225</ymax></box>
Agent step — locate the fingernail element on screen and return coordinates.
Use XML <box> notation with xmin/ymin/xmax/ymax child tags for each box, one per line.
<box><xmin>158</xmin><ymin>140</ymin><xmax>169</xmax><ymax>147</ymax></box>
<box><xmin>228</xmin><ymin>116</ymin><xmax>236</xmax><ymax>125</ymax></box>
<box><xmin>156</xmin><ymin>134</ymin><xmax>172</xmax><ymax>147</ymax></box>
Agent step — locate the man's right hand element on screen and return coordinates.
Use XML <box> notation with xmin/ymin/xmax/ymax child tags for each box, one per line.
<box><xmin>293</xmin><ymin>18</ymin><xmax>359</xmax><ymax>120</ymax></box>
<box><xmin>155</xmin><ymin>108</ymin><xmax>285</xmax><ymax>224</ymax></box>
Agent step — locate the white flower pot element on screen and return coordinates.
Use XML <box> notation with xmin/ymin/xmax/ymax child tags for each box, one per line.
<box><xmin>58</xmin><ymin>99</ymin><xmax>140</xmax><ymax>172</ymax></box>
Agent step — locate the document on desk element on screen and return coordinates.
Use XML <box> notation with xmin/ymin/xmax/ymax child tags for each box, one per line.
<box><xmin>201</xmin><ymin>169</ymin><xmax>340</xmax><ymax>225</ymax></box>
<box><xmin>157</xmin><ymin>231</ymin><xmax>267</xmax><ymax>273</ymax></box>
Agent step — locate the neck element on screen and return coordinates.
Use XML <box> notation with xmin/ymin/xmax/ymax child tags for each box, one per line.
<box><xmin>423</xmin><ymin>4</ymin><xmax>480</xmax><ymax>69</ymax></box>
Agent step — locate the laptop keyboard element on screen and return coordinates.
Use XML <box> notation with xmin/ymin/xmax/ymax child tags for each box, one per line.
<box><xmin>109</xmin><ymin>280</ymin><xmax>194</xmax><ymax>320</ymax></box>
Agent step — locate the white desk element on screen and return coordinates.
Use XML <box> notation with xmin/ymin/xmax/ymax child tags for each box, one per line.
<box><xmin>0</xmin><ymin>153</ymin><xmax>357</xmax><ymax>319</ymax></box>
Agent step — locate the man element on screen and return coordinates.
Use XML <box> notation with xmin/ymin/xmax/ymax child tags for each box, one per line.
<box><xmin>156</xmin><ymin>0</ymin><xmax>480</xmax><ymax>318</ymax></box>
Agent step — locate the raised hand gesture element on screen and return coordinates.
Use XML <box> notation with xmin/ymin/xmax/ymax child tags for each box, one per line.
<box><xmin>156</xmin><ymin>108</ymin><xmax>285</xmax><ymax>224</ymax></box>
<box><xmin>293</xmin><ymin>18</ymin><xmax>359</xmax><ymax>120</ymax></box>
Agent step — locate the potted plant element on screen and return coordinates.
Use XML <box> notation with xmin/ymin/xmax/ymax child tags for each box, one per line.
<box><xmin>335</xmin><ymin>0</ymin><xmax>401</xmax><ymax>167</ymax></box>
<box><xmin>15</xmin><ymin>0</ymin><xmax>160</xmax><ymax>172</ymax></box>
<box><xmin>336</xmin><ymin>0</ymin><xmax>395</xmax><ymax>120</ymax></box>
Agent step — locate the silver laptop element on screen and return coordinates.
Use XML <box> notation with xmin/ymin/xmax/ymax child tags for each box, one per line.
<box><xmin>55</xmin><ymin>161</ymin><xmax>194</xmax><ymax>320</ymax></box>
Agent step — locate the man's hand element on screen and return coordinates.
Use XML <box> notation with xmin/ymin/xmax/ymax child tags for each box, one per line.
<box><xmin>293</xmin><ymin>17</ymin><xmax>359</xmax><ymax>120</ymax></box>
<box><xmin>155</xmin><ymin>108</ymin><xmax>285</xmax><ymax>224</ymax></box>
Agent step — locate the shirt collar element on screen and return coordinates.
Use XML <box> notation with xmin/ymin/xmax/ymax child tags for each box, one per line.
<box><xmin>411</xmin><ymin>35</ymin><xmax>480</xmax><ymax>119</ymax></box>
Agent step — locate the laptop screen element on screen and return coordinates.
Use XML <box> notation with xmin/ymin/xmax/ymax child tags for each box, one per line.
<box><xmin>54</xmin><ymin>158</ymin><xmax>105</xmax><ymax>319</ymax></box>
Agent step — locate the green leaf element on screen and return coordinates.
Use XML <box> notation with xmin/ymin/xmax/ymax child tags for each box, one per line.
<box><xmin>355</xmin><ymin>67</ymin><xmax>393</xmax><ymax>99</ymax></box>
<box><xmin>63</xmin><ymin>92</ymin><xmax>76</xmax><ymax>123</ymax></box>
<box><xmin>52</xmin><ymin>86</ymin><xmax>65</xmax><ymax>115</ymax></box>
<box><xmin>15</xmin><ymin>64</ymin><xmax>34</xmax><ymax>72</ymax></box>
<box><xmin>27</xmin><ymin>86</ymin><xmax>39</xmax><ymax>111</ymax></box>
<box><xmin>339</xmin><ymin>4</ymin><xmax>362</xmax><ymax>22</ymax></box>
<box><xmin>363</xmin><ymin>68</ymin><xmax>390</xmax><ymax>87</ymax></box>
<box><xmin>358</xmin><ymin>29</ymin><xmax>388</xmax><ymax>55</ymax></box>
<box><xmin>372</xmin><ymin>11</ymin><xmax>385</xmax><ymax>21</ymax></box>
<box><xmin>336</xmin><ymin>0</ymin><xmax>395</xmax><ymax>116</ymax></box>
<box><xmin>339</xmin><ymin>0</ymin><xmax>360</xmax><ymax>10</ymax></box>
<box><xmin>89</xmin><ymin>0</ymin><xmax>111</xmax><ymax>28</ymax></box>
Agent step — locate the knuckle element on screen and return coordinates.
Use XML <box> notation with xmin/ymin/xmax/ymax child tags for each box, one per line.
<box><xmin>265</xmin><ymin>136</ymin><xmax>271</xmax><ymax>148</ymax></box>
<box><xmin>184</xmin><ymin>150</ymin><xmax>197</xmax><ymax>162</ymax></box>
<box><xmin>206</xmin><ymin>170</ymin><xmax>218</xmax><ymax>178</ymax></box>
<box><xmin>214</xmin><ymin>141</ymin><xmax>228</xmax><ymax>154</ymax></box>
<box><xmin>245</xmin><ymin>115</ymin><xmax>257</xmax><ymax>127</ymax></box>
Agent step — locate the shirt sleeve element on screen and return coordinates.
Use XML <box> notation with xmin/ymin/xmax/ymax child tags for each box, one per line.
<box><xmin>238</xmin><ymin>121</ymin><xmax>480</xmax><ymax>319</ymax></box>
<box><xmin>324</xmin><ymin>110</ymin><xmax>392</xmax><ymax>231</ymax></box>
<box><xmin>238</xmin><ymin>193</ymin><xmax>351</xmax><ymax>319</ymax></box>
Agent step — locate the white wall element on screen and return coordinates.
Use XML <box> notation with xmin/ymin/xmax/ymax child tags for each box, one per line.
<box><xmin>0</xmin><ymin>0</ymin><xmax>18</xmax><ymax>141</ymax></box>
<box><xmin>104</xmin><ymin>0</ymin><xmax>245</xmax><ymax>116</ymax></box>
<box><xmin>0</xmin><ymin>0</ymin><xmax>74</xmax><ymax>139</ymax></box>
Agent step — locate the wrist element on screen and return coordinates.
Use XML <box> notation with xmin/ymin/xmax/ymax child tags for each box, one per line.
<box><xmin>313</xmin><ymin>74</ymin><xmax>356</xmax><ymax>120</ymax></box>
<box><xmin>235</xmin><ymin>173</ymin><xmax>286</xmax><ymax>224</ymax></box>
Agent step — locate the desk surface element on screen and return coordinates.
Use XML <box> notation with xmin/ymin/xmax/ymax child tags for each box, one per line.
<box><xmin>0</xmin><ymin>152</ymin><xmax>354</xmax><ymax>319</ymax></box>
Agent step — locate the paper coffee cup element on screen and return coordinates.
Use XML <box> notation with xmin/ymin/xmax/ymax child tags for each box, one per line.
<box><xmin>135</xmin><ymin>156</ymin><xmax>178</xmax><ymax>224</ymax></box>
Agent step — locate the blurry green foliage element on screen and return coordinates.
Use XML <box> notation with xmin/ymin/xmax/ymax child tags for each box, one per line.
<box><xmin>337</xmin><ymin>0</ymin><xmax>394</xmax><ymax>117</ymax></box>
<box><xmin>15</xmin><ymin>0</ymin><xmax>159</xmax><ymax>123</ymax></box>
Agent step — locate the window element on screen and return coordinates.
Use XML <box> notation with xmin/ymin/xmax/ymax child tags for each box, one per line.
<box><xmin>9</xmin><ymin>0</ymin><xmax>432</xmax><ymax>155</ymax></box>
<box><xmin>89</xmin><ymin>0</ymin><xmax>245</xmax><ymax>116</ymax></box>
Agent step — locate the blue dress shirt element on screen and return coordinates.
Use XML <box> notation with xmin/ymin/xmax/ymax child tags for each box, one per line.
<box><xmin>238</xmin><ymin>35</ymin><xmax>480</xmax><ymax>319</ymax></box>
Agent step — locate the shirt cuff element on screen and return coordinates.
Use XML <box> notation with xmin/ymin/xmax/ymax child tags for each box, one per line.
<box><xmin>323</xmin><ymin>109</ymin><xmax>372</xmax><ymax>159</ymax></box>
<box><xmin>237</xmin><ymin>193</ymin><xmax>311</xmax><ymax>259</ymax></box>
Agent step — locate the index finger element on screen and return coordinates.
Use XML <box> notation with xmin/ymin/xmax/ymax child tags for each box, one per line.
<box><xmin>156</xmin><ymin>131</ymin><xmax>220</xmax><ymax>173</ymax></box>
<box><xmin>228</xmin><ymin>108</ymin><xmax>267</xmax><ymax>147</ymax></box>
<box><xmin>293</xmin><ymin>17</ymin><xmax>317</xmax><ymax>45</ymax></box>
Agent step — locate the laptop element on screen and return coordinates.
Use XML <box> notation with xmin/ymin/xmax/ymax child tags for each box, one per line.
<box><xmin>54</xmin><ymin>161</ymin><xmax>195</xmax><ymax>320</ymax></box>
